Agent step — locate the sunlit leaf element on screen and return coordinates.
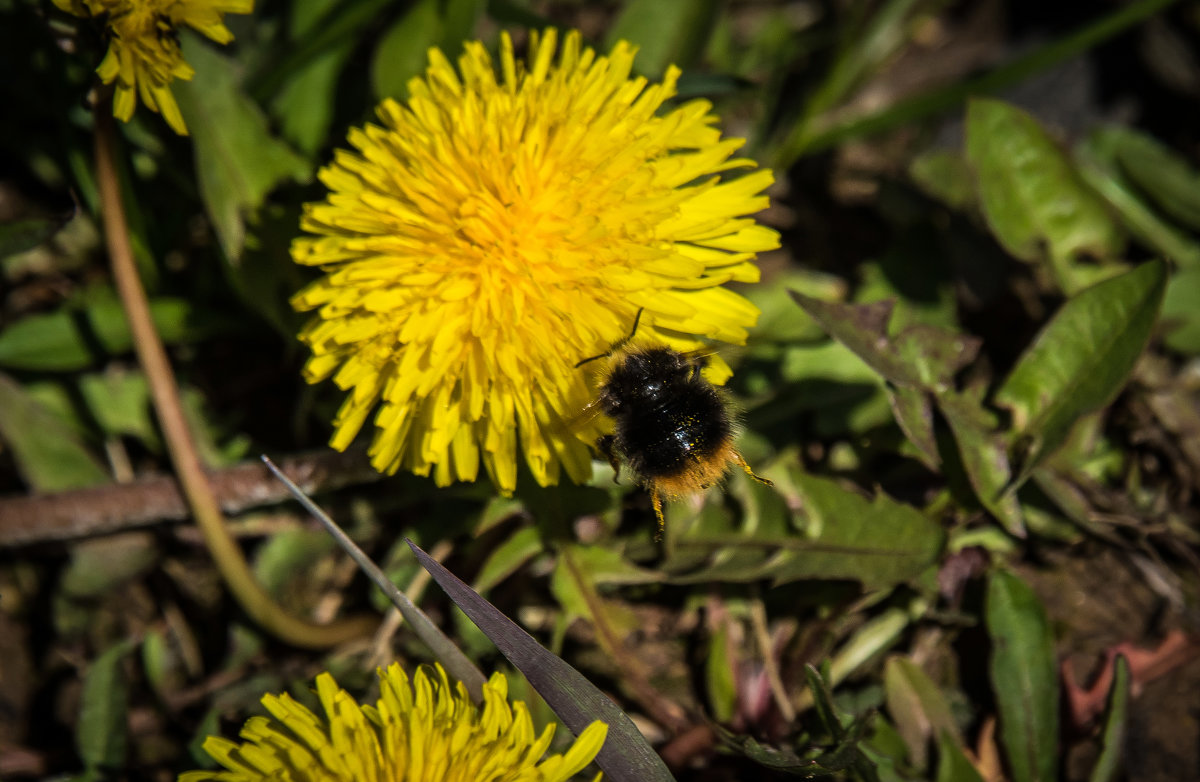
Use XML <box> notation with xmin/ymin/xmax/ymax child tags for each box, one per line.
<box><xmin>0</xmin><ymin>294</ymin><xmax>223</xmax><ymax>371</ymax></box>
<box><xmin>76</xmin><ymin>370</ymin><xmax>158</xmax><ymax>447</ymax></box>
<box><xmin>0</xmin><ymin>373</ymin><xmax>109</xmax><ymax>491</ymax></box>
<box><xmin>995</xmin><ymin>260</ymin><xmax>1167</xmax><ymax>481</ymax></box>
<box><xmin>966</xmin><ymin>98</ymin><xmax>1124</xmax><ymax>290</ymax></box>
<box><xmin>176</xmin><ymin>33</ymin><xmax>311</xmax><ymax>262</ymax></box>
<box><xmin>705</xmin><ymin>624</ymin><xmax>736</xmax><ymax>723</ymax></box>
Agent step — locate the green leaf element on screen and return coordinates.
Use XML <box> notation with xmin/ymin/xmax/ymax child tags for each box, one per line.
<box><xmin>777</xmin><ymin>0</ymin><xmax>928</xmax><ymax>163</ymax></box>
<box><xmin>0</xmin><ymin>293</ymin><xmax>222</xmax><ymax>371</ymax></box>
<box><xmin>909</xmin><ymin>149</ymin><xmax>976</xmax><ymax>211</ymax></box>
<box><xmin>272</xmin><ymin>49</ymin><xmax>352</xmax><ymax>156</ymax></box>
<box><xmin>966</xmin><ymin>98</ymin><xmax>1124</xmax><ymax>290</ymax></box>
<box><xmin>371</xmin><ymin>0</ymin><xmax>483</xmax><ymax>101</ymax></box>
<box><xmin>788</xmin><ymin>292</ymin><xmax>980</xmax><ymax>391</ymax></box>
<box><xmin>887</xmin><ymin>385</ymin><xmax>939</xmax><ymax>470</ymax></box>
<box><xmin>1161</xmin><ymin>265</ymin><xmax>1200</xmax><ymax>355</ymax></box>
<box><xmin>61</xmin><ymin>534</ymin><xmax>159</xmax><ymax>599</ymax></box>
<box><xmin>936</xmin><ymin>731</ymin><xmax>985</xmax><ymax>782</ymax></box>
<box><xmin>371</xmin><ymin>0</ymin><xmax>441</xmax><ymax>101</ymax></box>
<box><xmin>252</xmin><ymin>528</ymin><xmax>337</xmax><ymax>598</ymax></box>
<box><xmin>806</xmin><ymin>663</ymin><xmax>846</xmax><ymax>741</ymax></box>
<box><xmin>248</xmin><ymin>0</ymin><xmax>394</xmax><ymax>104</ymax></box>
<box><xmin>883</xmin><ymin>657</ymin><xmax>959</xmax><ymax>771</ymax></box>
<box><xmin>77</xmin><ymin>639</ymin><xmax>136</xmax><ymax>773</ymax></box>
<box><xmin>269</xmin><ymin>0</ymin><xmax>351</xmax><ymax>155</ymax></box>
<box><xmin>937</xmin><ymin>387</ymin><xmax>1025</xmax><ymax>536</ymax></box>
<box><xmin>1108</xmin><ymin>126</ymin><xmax>1200</xmax><ymax>231</ymax></box>
<box><xmin>1077</xmin><ymin>129</ymin><xmax>1200</xmax><ymax>269</ymax></box>
<box><xmin>715</xmin><ymin>729</ymin><xmax>819</xmax><ymax>775</ymax></box>
<box><xmin>721</xmin><ymin>664</ymin><xmax>882</xmax><ymax>778</ymax></box>
<box><xmin>409</xmin><ymin>541</ymin><xmax>677</xmax><ymax>782</ymax></box>
<box><xmin>473</xmin><ymin>526</ymin><xmax>543</xmax><ymax>594</ymax></box>
<box><xmin>986</xmin><ymin>569</ymin><xmax>1058</xmax><ymax>782</ymax></box>
<box><xmin>175</xmin><ymin>33</ymin><xmax>311</xmax><ymax>262</ymax></box>
<box><xmin>788</xmin><ymin>294</ymin><xmax>918</xmax><ymax>385</ymax></box>
<box><xmin>828</xmin><ymin>607</ymin><xmax>912</xmax><ymax>688</ymax></box>
<box><xmin>669</xmin><ymin>469</ymin><xmax>944</xmax><ymax>590</ymax></box>
<box><xmin>0</xmin><ymin>373</ymin><xmax>109</xmax><ymax>491</ymax></box>
<box><xmin>1089</xmin><ymin>654</ymin><xmax>1131</xmax><ymax>782</ymax></box>
<box><xmin>744</xmin><ymin>270</ymin><xmax>844</xmax><ymax>345</ymax></box>
<box><xmin>77</xmin><ymin>370</ymin><xmax>159</xmax><ymax>447</ymax></box>
<box><xmin>605</xmin><ymin>0</ymin><xmax>721</xmax><ymax>76</ymax></box>
<box><xmin>550</xmin><ymin>546</ymin><xmax>640</xmax><ymax>640</ymax></box>
<box><xmin>705</xmin><ymin>625</ymin><xmax>736</xmax><ymax>723</ymax></box>
<box><xmin>995</xmin><ymin>260</ymin><xmax>1168</xmax><ymax>481</ymax></box>
<box><xmin>141</xmin><ymin>628</ymin><xmax>176</xmax><ymax>700</ymax></box>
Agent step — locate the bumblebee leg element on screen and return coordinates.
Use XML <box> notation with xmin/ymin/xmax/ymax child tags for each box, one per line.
<box><xmin>734</xmin><ymin>452</ymin><xmax>773</xmax><ymax>486</ymax></box>
<box><xmin>597</xmin><ymin>435</ymin><xmax>621</xmax><ymax>483</ymax></box>
<box><xmin>651</xmin><ymin>491</ymin><xmax>666</xmax><ymax>541</ymax></box>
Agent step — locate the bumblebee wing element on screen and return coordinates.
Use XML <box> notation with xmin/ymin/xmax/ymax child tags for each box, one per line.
<box><xmin>676</xmin><ymin>346</ymin><xmax>741</xmax><ymax>385</ymax></box>
<box><xmin>562</xmin><ymin>395</ymin><xmax>607</xmax><ymax>434</ymax></box>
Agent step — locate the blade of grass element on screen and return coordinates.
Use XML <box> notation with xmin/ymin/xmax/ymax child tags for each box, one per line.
<box><xmin>1088</xmin><ymin>654</ymin><xmax>1131</xmax><ymax>782</ymax></box>
<box><xmin>260</xmin><ymin>455</ymin><xmax>487</xmax><ymax>702</ymax></box>
<box><xmin>780</xmin><ymin>0</ymin><xmax>1179</xmax><ymax>164</ymax></box>
<box><xmin>408</xmin><ymin>539</ymin><xmax>677</xmax><ymax>782</ymax></box>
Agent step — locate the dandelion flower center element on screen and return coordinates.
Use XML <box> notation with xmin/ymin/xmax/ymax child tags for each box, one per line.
<box><xmin>292</xmin><ymin>29</ymin><xmax>779</xmax><ymax>493</ymax></box>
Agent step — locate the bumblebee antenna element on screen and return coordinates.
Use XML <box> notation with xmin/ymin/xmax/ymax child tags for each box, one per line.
<box><xmin>574</xmin><ymin>308</ymin><xmax>644</xmax><ymax>368</ymax></box>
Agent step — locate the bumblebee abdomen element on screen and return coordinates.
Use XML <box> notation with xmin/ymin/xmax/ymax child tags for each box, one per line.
<box><xmin>616</xmin><ymin>386</ymin><xmax>732</xmax><ymax>479</ymax></box>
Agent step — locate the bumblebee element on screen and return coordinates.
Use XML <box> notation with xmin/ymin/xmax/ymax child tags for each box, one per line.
<box><xmin>577</xmin><ymin>311</ymin><xmax>772</xmax><ymax>536</ymax></box>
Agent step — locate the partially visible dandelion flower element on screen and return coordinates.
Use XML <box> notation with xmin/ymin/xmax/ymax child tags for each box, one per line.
<box><xmin>54</xmin><ymin>0</ymin><xmax>253</xmax><ymax>135</ymax></box>
<box><xmin>180</xmin><ymin>663</ymin><xmax>607</xmax><ymax>782</ymax></box>
<box><xmin>292</xmin><ymin>28</ymin><xmax>780</xmax><ymax>494</ymax></box>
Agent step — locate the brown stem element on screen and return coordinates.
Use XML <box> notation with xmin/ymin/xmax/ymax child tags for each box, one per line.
<box><xmin>92</xmin><ymin>102</ymin><xmax>375</xmax><ymax>649</ymax></box>
<box><xmin>0</xmin><ymin>449</ymin><xmax>382</xmax><ymax>547</ymax></box>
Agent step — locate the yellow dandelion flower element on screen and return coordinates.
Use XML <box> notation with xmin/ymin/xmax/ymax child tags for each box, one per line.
<box><xmin>292</xmin><ymin>28</ymin><xmax>780</xmax><ymax>494</ymax></box>
<box><xmin>180</xmin><ymin>663</ymin><xmax>607</xmax><ymax>782</ymax></box>
<box><xmin>55</xmin><ymin>0</ymin><xmax>253</xmax><ymax>135</ymax></box>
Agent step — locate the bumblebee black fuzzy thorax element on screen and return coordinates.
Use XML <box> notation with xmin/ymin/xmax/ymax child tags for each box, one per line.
<box><xmin>597</xmin><ymin>346</ymin><xmax>736</xmax><ymax>493</ymax></box>
<box><xmin>585</xmin><ymin>342</ymin><xmax>771</xmax><ymax>536</ymax></box>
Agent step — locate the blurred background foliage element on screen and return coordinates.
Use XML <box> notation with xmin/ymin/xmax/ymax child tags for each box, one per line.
<box><xmin>1</xmin><ymin>0</ymin><xmax>1199</xmax><ymax>780</ymax></box>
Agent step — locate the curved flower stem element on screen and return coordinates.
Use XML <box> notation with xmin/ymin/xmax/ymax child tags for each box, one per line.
<box><xmin>93</xmin><ymin>101</ymin><xmax>376</xmax><ymax>649</ymax></box>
